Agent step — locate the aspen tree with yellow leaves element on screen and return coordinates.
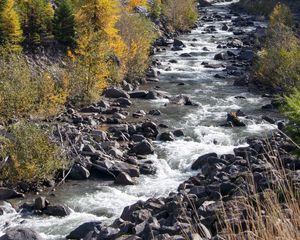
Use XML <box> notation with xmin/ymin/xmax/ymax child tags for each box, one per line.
<box><xmin>0</xmin><ymin>0</ymin><xmax>23</xmax><ymax>52</ymax></box>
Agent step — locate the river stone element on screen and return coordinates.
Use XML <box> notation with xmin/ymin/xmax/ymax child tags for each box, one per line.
<box><xmin>68</xmin><ymin>164</ymin><xmax>90</xmax><ymax>180</ymax></box>
<box><xmin>148</xmin><ymin>109</ymin><xmax>161</xmax><ymax>116</ymax></box>
<box><xmin>115</xmin><ymin>172</ymin><xmax>136</xmax><ymax>185</ymax></box>
<box><xmin>34</xmin><ymin>197</ymin><xmax>48</xmax><ymax>211</ymax></box>
<box><xmin>115</xmin><ymin>97</ymin><xmax>132</xmax><ymax>107</ymax></box>
<box><xmin>0</xmin><ymin>227</ymin><xmax>44</xmax><ymax>240</ymax></box>
<box><xmin>129</xmin><ymin>91</ymin><xmax>148</xmax><ymax>99</ymax></box>
<box><xmin>173</xmin><ymin>129</ymin><xmax>184</xmax><ymax>137</ymax></box>
<box><xmin>105</xmin><ymin>87</ymin><xmax>130</xmax><ymax>99</ymax></box>
<box><xmin>131</xmin><ymin>140</ymin><xmax>154</xmax><ymax>155</ymax></box>
<box><xmin>44</xmin><ymin>205</ymin><xmax>71</xmax><ymax>217</ymax></box>
<box><xmin>0</xmin><ymin>187</ymin><xmax>24</xmax><ymax>200</ymax></box>
<box><xmin>191</xmin><ymin>153</ymin><xmax>218</xmax><ymax>170</ymax></box>
<box><xmin>158</xmin><ymin>132</ymin><xmax>175</xmax><ymax>141</ymax></box>
<box><xmin>132</xmin><ymin>134</ymin><xmax>146</xmax><ymax>142</ymax></box>
<box><xmin>66</xmin><ymin>221</ymin><xmax>102</xmax><ymax>239</ymax></box>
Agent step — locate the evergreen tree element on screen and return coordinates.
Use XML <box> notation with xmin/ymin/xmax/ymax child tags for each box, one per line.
<box><xmin>53</xmin><ymin>0</ymin><xmax>75</xmax><ymax>46</ymax></box>
<box><xmin>17</xmin><ymin>0</ymin><xmax>54</xmax><ymax>48</ymax></box>
<box><xmin>0</xmin><ymin>0</ymin><xmax>23</xmax><ymax>52</ymax></box>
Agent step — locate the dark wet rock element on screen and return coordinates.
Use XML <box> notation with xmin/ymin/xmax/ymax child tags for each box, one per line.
<box><xmin>169</xmin><ymin>59</ymin><xmax>178</xmax><ymax>63</ymax></box>
<box><xmin>180</xmin><ymin>53</ymin><xmax>192</xmax><ymax>58</ymax></box>
<box><xmin>227</xmin><ymin>112</ymin><xmax>246</xmax><ymax>127</ymax></box>
<box><xmin>132</xmin><ymin>134</ymin><xmax>146</xmax><ymax>142</ymax></box>
<box><xmin>158</xmin><ymin>132</ymin><xmax>175</xmax><ymax>141</ymax></box>
<box><xmin>199</xmin><ymin>0</ymin><xmax>211</xmax><ymax>6</ymax></box>
<box><xmin>129</xmin><ymin>91</ymin><xmax>148</xmax><ymax>99</ymax></box>
<box><xmin>222</xmin><ymin>24</ymin><xmax>229</xmax><ymax>31</ymax></box>
<box><xmin>68</xmin><ymin>164</ymin><xmax>90</xmax><ymax>180</ymax></box>
<box><xmin>115</xmin><ymin>172</ymin><xmax>136</xmax><ymax>185</ymax></box>
<box><xmin>80</xmin><ymin>106</ymin><xmax>101</xmax><ymax>113</ymax></box>
<box><xmin>0</xmin><ymin>188</ymin><xmax>24</xmax><ymax>200</ymax></box>
<box><xmin>115</xmin><ymin>98</ymin><xmax>132</xmax><ymax>107</ymax></box>
<box><xmin>238</xmin><ymin>49</ymin><xmax>254</xmax><ymax>61</ymax></box>
<box><xmin>131</xmin><ymin>140</ymin><xmax>154</xmax><ymax>155</ymax></box>
<box><xmin>262</xmin><ymin>116</ymin><xmax>276</xmax><ymax>124</ymax></box>
<box><xmin>214</xmin><ymin>52</ymin><xmax>229</xmax><ymax>60</ymax></box>
<box><xmin>44</xmin><ymin>205</ymin><xmax>71</xmax><ymax>217</ymax></box>
<box><xmin>169</xmin><ymin>95</ymin><xmax>197</xmax><ymax>106</ymax></box>
<box><xmin>91</xmin><ymin>130</ymin><xmax>108</xmax><ymax>142</ymax></box>
<box><xmin>191</xmin><ymin>153</ymin><xmax>218</xmax><ymax>170</ymax></box>
<box><xmin>105</xmin><ymin>87</ymin><xmax>130</xmax><ymax>99</ymax></box>
<box><xmin>34</xmin><ymin>197</ymin><xmax>49</xmax><ymax>211</ymax></box>
<box><xmin>0</xmin><ymin>227</ymin><xmax>44</xmax><ymax>240</ymax></box>
<box><xmin>146</xmin><ymin>91</ymin><xmax>159</xmax><ymax>100</ymax></box>
<box><xmin>173</xmin><ymin>39</ymin><xmax>185</xmax><ymax>48</ymax></box>
<box><xmin>66</xmin><ymin>221</ymin><xmax>102</xmax><ymax>240</ymax></box>
<box><xmin>149</xmin><ymin>109</ymin><xmax>161</xmax><ymax>116</ymax></box>
<box><xmin>173</xmin><ymin>129</ymin><xmax>184</xmax><ymax>137</ymax></box>
<box><xmin>204</xmin><ymin>63</ymin><xmax>224</xmax><ymax>69</ymax></box>
<box><xmin>132</xmin><ymin>110</ymin><xmax>146</xmax><ymax>118</ymax></box>
<box><xmin>203</xmin><ymin>47</ymin><xmax>209</xmax><ymax>51</ymax></box>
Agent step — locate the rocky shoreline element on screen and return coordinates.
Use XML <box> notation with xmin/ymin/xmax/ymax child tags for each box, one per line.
<box><xmin>0</xmin><ymin>0</ymin><xmax>294</xmax><ymax>239</ymax></box>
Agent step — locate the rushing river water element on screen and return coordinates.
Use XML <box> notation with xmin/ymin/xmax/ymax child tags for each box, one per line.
<box><xmin>0</xmin><ymin>1</ymin><xmax>276</xmax><ymax>239</ymax></box>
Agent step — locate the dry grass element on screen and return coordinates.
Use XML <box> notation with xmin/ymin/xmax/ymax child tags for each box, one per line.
<box><xmin>218</xmin><ymin>137</ymin><xmax>300</xmax><ymax>240</ymax></box>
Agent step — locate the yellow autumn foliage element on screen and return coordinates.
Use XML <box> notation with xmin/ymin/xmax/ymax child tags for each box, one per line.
<box><xmin>127</xmin><ymin>0</ymin><xmax>149</xmax><ymax>11</ymax></box>
<box><xmin>118</xmin><ymin>12</ymin><xmax>157</xmax><ymax>81</ymax></box>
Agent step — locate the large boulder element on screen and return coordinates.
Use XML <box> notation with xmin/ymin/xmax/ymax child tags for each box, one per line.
<box><xmin>157</xmin><ymin>132</ymin><xmax>175</xmax><ymax>141</ymax></box>
<box><xmin>43</xmin><ymin>205</ymin><xmax>71</xmax><ymax>217</ymax></box>
<box><xmin>114</xmin><ymin>172</ymin><xmax>136</xmax><ymax>185</ymax></box>
<box><xmin>66</xmin><ymin>221</ymin><xmax>102</xmax><ymax>240</ymax></box>
<box><xmin>0</xmin><ymin>228</ymin><xmax>44</xmax><ymax>240</ymax></box>
<box><xmin>34</xmin><ymin>197</ymin><xmax>49</xmax><ymax>211</ymax></box>
<box><xmin>0</xmin><ymin>188</ymin><xmax>24</xmax><ymax>201</ymax></box>
<box><xmin>131</xmin><ymin>140</ymin><xmax>154</xmax><ymax>155</ymax></box>
<box><xmin>68</xmin><ymin>164</ymin><xmax>90</xmax><ymax>180</ymax></box>
<box><xmin>105</xmin><ymin>87</ymin><xmax>130</xmax><ymax>99</ymax></box>
<box><xmin>191</xmin><ymin>153</ymin><xmax>218</xmax><ymax>170</ymax></box>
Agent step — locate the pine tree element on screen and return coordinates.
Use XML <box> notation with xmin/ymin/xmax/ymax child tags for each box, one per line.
<box><xmin>0</xmin><ymin>0</ymin><xmax>23</xmax><ymax>52</ymax></box>
<box><xmin>16</xmin><ymin>0</ymin><xmax>54</xmax><ymax>48</ymax></box>
<box><xmin>53</xmin><ymin>0</ymin><xmax>75</xmax><ymax>46</ymax></box>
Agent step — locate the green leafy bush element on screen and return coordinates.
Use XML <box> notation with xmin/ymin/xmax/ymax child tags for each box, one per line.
<box><xmin>0</xmin><ymin>122</ymin><xmax>65</xmax><ymax>183</ymax></box>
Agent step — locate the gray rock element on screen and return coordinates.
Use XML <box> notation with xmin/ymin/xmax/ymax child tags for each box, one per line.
<box><xmin>66</xmin><ymin>221</ymin><xmax>102</xmax><ymax>239</ymax></box>
<box><xmin>148</xmin><ymin>109</ymin><xmax>161</xmax><ymax>116</ymax></box>
<box><xmin>115</xmin><ymin>98</ymin><xmax>132</xmax><ymax>107</ymax></box>
<box><xmin>132</xmin><ymin>134</ymin><xmax>146</xmax><ymax>142</ymax></box>
<box><xmin>131</xmin><ymin>140</ymin><xmax>154</xmax><ymax>155</ymax></box>
<box><xmin>68</xmin><ymin>164</ymin><xmax>90</xmax><ymax>180</ymax></box>
<box><xmin>34</xmin><ymin>197</ymin><xmax>48</xmax><ymax>211</ymax></box>
<box><xmin>129</xmin><ymin>91</ymin><xmax>148</xmax><ymax>99</ymax></box>
<box><xmin>191</xmin><ymin>153</ymin><xmax>218</xmax><ymax>170</ymax></box>
<box><xmin>0</xmin><ymin>187</ymin><xmax>24</xmax><ymax>200</ymax></box>
<box><xmin>173</xmin><ymin>129</ymin><xmax>184</xmax><ymax>137</ymax></box>
<box><xmin>115</xmin><ymin>172</ymin><xmax>136</xmax><ymax>185</ymax></box>
<box><xmin>105</xmin><ymin>87</ymin><xmax>130</xmax><ymax>99</ymax></box>
<box><xmin>214</xmin><ymin>52</ymin><xmax>228</xmax><ymax>60</ymax></box>
<box><xmin>0</xmin><ymin>227</ymin><xmax>44</xmax><ymax>240</ymax></box>
<box><xmin>91</xmin><ymin>130</ymin><xmax>108</xmax><ymax>142</ymax></box>
<box><xmin>44</xmin><ymin>205</ymin><xmax>71</xmax><ymax>217</ymax></box>
<box><xmin>158</xmin><ymin>132</ymin><xmax>175</xmax><ymax>141</ymax></box>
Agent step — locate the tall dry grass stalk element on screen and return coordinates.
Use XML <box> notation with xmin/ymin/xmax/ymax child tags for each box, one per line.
<box><xmin>218</xmin><ymin>137</ymin><xmax>300</xmax><ymax>240</ymax></box>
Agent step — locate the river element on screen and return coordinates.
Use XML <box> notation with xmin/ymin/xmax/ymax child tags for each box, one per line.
<box><xmin>0</xmin><ymin>1</ymin><xmax>276</xmax><ymax>239</ymax></box>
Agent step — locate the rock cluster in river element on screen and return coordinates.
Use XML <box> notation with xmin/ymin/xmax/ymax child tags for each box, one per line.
<box><xmin>66</xmin><ymin>133</ymin><xmax>299</xmax><ymax>240</ymax></box>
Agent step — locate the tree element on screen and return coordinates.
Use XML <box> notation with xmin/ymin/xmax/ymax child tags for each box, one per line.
<box><xmin>16</xmin><ymin>0</ymin><xmax>54</xmax><ymax>48</ymax></box>
<box><xmin>0</xmin><ymin>0</ymin><xmax>23</xmax><ymax>52</ymax></box>
<box><xmin>118</xmin><ymin>12</ymin><xmax>156</xmax><ymax>81</ymax></box>
<box><xmin>70</xmin><ymin>0</ymin><xmax>126</xmax><ymax>103</ymax></box>
<box><xmin>53</xmin><ymin>0</ymin><xmax>75</xmax><ymax>46</ymax></box>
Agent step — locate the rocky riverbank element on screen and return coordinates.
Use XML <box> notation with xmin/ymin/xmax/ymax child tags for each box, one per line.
<box><xmin>0</xmin><ymin>0</ymin><xmax>293</xmax><ymax>239</ymax></box>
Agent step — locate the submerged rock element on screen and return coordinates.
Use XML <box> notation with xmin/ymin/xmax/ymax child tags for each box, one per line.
<box><xmin>0</xmin><ymin>227</ymin><xmax>44</xmax><ymax>240</ymax></box>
